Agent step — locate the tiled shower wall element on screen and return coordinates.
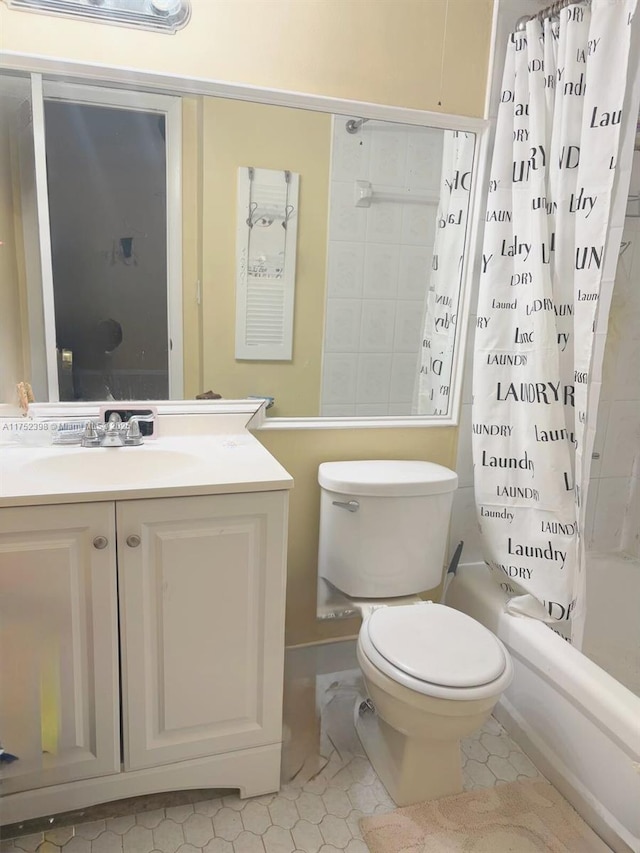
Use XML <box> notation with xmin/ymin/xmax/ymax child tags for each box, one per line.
<box><xmin>587</xmin><ymin>151</ymin><xmax>640</xmax><ymax>558</ymax></box>
<box><xmin>320</xmin><ymin>118</ymin><xmax>443</xmax><ymax>416</ymax></box>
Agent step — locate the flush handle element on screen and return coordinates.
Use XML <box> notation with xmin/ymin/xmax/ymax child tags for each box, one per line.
<box><xmin>126</xmin><ymin>534</ymin><xmax>141</xmax><ymax>548</ymax></box>
<box><xmin>332</xmin><ymin>500</ymin><xmax>360</xmax><ymax>512</ymax></box>
<box><xmin>93</xmin><ymin>536</ymin><xmax>109</xmax><ymax>550</ymax></box>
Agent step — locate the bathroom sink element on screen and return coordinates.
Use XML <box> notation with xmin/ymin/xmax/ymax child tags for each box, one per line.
<box><xmin>19</xmin><ymin>447</ymin><xmax>203</xmax><ymax>487</ymax></box>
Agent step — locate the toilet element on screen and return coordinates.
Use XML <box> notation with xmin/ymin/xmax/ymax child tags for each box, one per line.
<box><xmin>318</xmin><ymin>460</ymin><xmax>513</xmax><ymax>806</ymax></box>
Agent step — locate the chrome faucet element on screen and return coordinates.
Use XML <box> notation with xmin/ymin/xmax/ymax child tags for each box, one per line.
<box><xmin>102</xmin><ymin>412</ymin><xmax>126</xmax><ymax>447</ymax></box>
<box><xmin>122</xmin><ymin>414</ymin><xmax>155</xmax><ymax>446</ymax></box>
<box><xmin>81</xmin><ymin>412</ymin><xmax>155</xmax><ymax>448</ymax></box>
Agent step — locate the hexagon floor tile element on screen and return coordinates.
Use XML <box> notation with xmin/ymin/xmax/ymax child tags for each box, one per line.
<box><xmin>1</xmin><ymin>647</ymin><xmax>541</xmax><ymax>853</ymax></box>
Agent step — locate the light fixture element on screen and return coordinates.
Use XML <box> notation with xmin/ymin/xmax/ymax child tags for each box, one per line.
<box><xmin>2</xmin><ymin>0</ymin><xmax>191</xmax><ymax>33</ymax></box>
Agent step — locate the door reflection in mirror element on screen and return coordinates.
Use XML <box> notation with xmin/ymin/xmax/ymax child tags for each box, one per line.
<box><xmin>45</xmin><ymin>100</ymin><xmax>169</xmax><ymax>402</ymax></box>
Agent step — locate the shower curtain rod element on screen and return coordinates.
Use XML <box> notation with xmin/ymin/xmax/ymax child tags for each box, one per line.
<box><xmin>516</xmin><ymin>0</ymin><xmax>591</xmax><ymax>31</ymax></box>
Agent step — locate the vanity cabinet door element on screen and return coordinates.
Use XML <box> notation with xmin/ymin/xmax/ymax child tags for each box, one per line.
<box><xmin>117</xmin><ymin>491</ymin><xmax>288</xmax><ymax>771</ymax></box>
<box><xmin>0</xmin><ymin>502</ymin><xmax>120</xmax><ymax>794</ymax></box>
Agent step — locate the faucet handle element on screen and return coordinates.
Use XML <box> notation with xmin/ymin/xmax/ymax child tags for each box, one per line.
<box><xmin>81</xmin><ymin>420</ymin><xmax>102</xmax><ymax>448</ymax></box>
<box><xmin>124</xmin><ymin>418</ymin><xmax>144</xmax><ymax>446</ymax></box>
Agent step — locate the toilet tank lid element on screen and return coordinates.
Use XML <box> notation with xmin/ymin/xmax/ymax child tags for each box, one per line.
<box><xmin>318</xmin><ymin>460</ymin><xmax>458</xmax><ymax>497</ymax></box>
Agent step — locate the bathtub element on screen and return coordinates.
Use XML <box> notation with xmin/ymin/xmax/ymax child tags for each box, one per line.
<box><xmin>447</xmin><ymin>562</ymin><xmax>640</xmax><ymax>853</ymax></box>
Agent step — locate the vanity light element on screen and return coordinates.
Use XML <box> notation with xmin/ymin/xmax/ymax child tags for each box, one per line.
<box><xmin>2</xmin><ymin>0</ymin><xmax>191</xmax><ymax>33</ymax></box>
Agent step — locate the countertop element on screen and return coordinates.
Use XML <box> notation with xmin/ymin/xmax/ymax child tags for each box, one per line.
<box><xmin>0</xmin><ymin>429</ymin><xmax>293</xmax><ymax>508</ymax></box>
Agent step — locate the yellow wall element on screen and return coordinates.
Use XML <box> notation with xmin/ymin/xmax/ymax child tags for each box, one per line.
<box><xmin>0</xmin><ymin>0</ymin><xmax>493</xmax><ymax>117</ymax></box>
<box><xmin>200</xmin><ymin>98</ymin><xmax>330</xmax><ymax>416</ymax></box>
<box><xmin>0</xmin><ymin>0</ymin><xmax>494</xmax><ymax>645</ymax></box>
<box><xmin>0</xmin><ymin>94</ymin><xmax>26</xmax><ymax>405</ymax></box>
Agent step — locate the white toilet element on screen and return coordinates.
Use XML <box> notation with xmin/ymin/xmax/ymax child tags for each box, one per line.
<box><xmin>318</xmin><ymin>460</ymin><xmax>513</xmax><ymax>806</ymax></box>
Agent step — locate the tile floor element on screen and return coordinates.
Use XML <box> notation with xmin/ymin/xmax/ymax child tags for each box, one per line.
<box><xmin>0</xmin><ymin>643</ymin><xmax>541</xmax><ymax>853</ymax></box>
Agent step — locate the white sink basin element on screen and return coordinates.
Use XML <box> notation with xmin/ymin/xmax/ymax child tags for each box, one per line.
<box><xmin>19</xmin><ymin>447</ymin><xmax>203</xmax><ymax>487</ymax></box>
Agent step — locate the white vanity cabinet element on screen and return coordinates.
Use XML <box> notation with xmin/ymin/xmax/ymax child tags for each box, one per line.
<box><xmin>0</xmin><ymin>502</ymin><xmax>120</xmax><ymax>795</ymax></box>
<box><xmin>0</xmin><ymin>488</ymin><xmax>289</xmax><ymax>824</ymax></box>
<box><xmin>117</xmin><ymin>492</ymin><xmax>288</xmax><ymax>771</ymax></box>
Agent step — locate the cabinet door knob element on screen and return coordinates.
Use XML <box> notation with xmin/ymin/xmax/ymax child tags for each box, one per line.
<box><xmin>126</xmin><ymin>534</ymin><xmax>141</xmax><ymax>548</ymax></box>
<box><xmin>93</xmin><ymin>536</ymin><xmax>109</xmax><ymax>550</ymax></box>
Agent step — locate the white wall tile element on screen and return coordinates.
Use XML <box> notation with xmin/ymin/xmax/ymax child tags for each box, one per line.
<box><xmin>612</xmin><ymin>334</ymin><xmax>640</xmax><ymax>401</ymax></box>
<box><xmin>621</xmin><ymin>471</ymin><xmax>640</xmax><ymax>557</ymax></box>
<box><xmin>599</xmin><ymin>320</ymin><xmax>621</xmax><ymax>402</ymax></box>
<box><xmin>389</xmin><ymin>353</ymin><xmax>418</xmax><ymax>403</ymax></box>
<box><xmin>324</xmin><ymin>300</ymin><xmax>362</xmax><ymax>352</ymax></box>
<box><xmin>329</xmin><ymin>181</ymin><xmax>367</xmax><ymax>243</ymax></box>
<box><xmin>401</xmin><ymin>203</ymin><xmax>438</xmax><ymax>247</ymax></box>
<box><xmin>356</xmin><ymin>354</ymin><xmax>392</xmax><ymax>403</ymax></box>
<box><xmin>369</xmin><ymin>129</ymin><xmax>408</xmax><ymax>186</ymax></box>
<box><xmin>405</xmin><ymin>129</ymin><xmax>443</xmax><ymax>190</ymax></box>
<box><xmin>321</xmin><ymin>354</ymin><xmax>358</xmax><ymax>405</ymax></box>
<box><xmin>591</xmin><ymin>477</ymin><xmax>631</xmax><ymax>552</ymax></box>
<box><xmin>331</xmin><ymin>117</ymin><xmax>371</xmax><ymax>182</ymax></box>
<box><xmin>388</xmin><ymin>402</ymin><xmax>413</xmax><ymax>415</ymax></box>
<box><xmin>320</xmin><ymin>404</ymin><xmax>356</xmax><ymax>417</ymax></box>
<box><xmin>365</xmin><ymin>198</ymin><xmax>403</xmax><ymax>244</ymax></box>
<box><xmin>397</xmin><ymin>245</ymin><xmax>433</xmax><ymax>300</ymax></box>
<box><xmin>363</xmin><ymin>245</ymin><xmax>400</xmax><ymax>298</ymax></box>
<box><xmin>359</xmin><ymin>301</ymin><xmax>396</xmax><ymax>352</ymax></box>
<box><xmin>600</xmin><ymin>400</ymin><xmax>640</xmax><ymax>478</ymax></box>
<box><xmin>393</xmin><ymin>301</ymin><xmax>423</xmax><ymax>352</ymax></box>
<box><xmin>327</xmin><ymin>243</ymin><xmax>365</xmax><ymax>298</ymax></box>
<box><xmin>355</xmin><ymin>403</ymin><xmax>390</xmax><ymax>416</ymax></box>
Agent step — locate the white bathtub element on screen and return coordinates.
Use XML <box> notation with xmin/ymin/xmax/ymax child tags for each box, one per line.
<box><xmin>447</xmin><ymin>563</ymin><xmax>640</xmax><ymax>853</ymax></box>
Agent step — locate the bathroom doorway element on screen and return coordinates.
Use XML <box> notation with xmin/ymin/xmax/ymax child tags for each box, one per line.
<box><xmin>20</xmin><ymin>79</ymin><xmax>183</xmax><ymax>401</ymax></box>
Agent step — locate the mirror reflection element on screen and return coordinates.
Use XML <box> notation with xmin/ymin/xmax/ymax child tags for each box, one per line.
<box><xmin>48</xmin><ymin>100</ymin><xmax>169</xmax><ymax>401</ymax></box>
<box><xmin>0</xmin><ymin>71</ymin><xmax>475</xmax><ymax>419</ymax></box>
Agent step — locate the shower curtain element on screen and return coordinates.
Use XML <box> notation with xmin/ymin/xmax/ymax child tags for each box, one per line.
<box><xmin>414</xmin><ymin>131</ymin><xmax>475</xmax><ymax>415</ymax></box>
<box><xmin>473</xmin><ymin>0</ymin><xmax>640</xmax><ymax>642</ymax></box>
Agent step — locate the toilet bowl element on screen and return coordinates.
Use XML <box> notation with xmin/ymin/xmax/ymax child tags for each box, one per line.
<box><xmin>354</xmin><ymin>601</ymin><xmax>513</xmax><ymax>805</ymax></box>
<box><xmin>317</xmin><ymin>460</ymin><xmax>514</xmax><ymax>806</ymax></box>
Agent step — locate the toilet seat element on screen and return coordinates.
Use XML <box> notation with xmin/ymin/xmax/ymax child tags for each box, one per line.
<box><xmin>359</xmin><ymin>602</ymin><xmax>513</xmax><ymax>701</ymax></box>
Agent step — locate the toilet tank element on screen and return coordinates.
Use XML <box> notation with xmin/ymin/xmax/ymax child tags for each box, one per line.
<box><xmin>318</xmin><ymin>460</ymin><xmax>458</xmax><ymax>598</ymax></box>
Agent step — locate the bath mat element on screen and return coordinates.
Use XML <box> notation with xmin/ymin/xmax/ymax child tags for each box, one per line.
<box><xmin>360</xmin><ymin>778</ymin><xmax>611</xmax><ymax>852</ymax></box>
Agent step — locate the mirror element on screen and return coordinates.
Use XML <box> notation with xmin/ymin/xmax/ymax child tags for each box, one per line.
<box><xmin>0</xmin><ymin>68</ymin><xmax>478</xmax><ymax>422</ymax></box>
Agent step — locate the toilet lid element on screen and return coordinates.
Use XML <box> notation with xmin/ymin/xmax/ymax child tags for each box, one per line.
<box><xmin>366</xmin><ymin>603</ymin><xmax>507</xmax><ymax>688</ymax></box>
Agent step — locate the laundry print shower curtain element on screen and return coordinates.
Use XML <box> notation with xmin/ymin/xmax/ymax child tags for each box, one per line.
<box><xmin>414</xmin><ymin>131</ymin><xmax>475</xmax><ymax>415</ymax></box>
<box><xmin>473</xmin><ymin>0</ymin><xmax>640</xmax><ymax>640</ymax></box>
